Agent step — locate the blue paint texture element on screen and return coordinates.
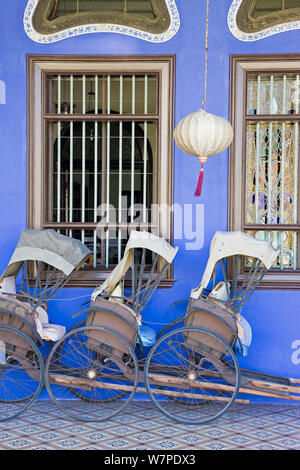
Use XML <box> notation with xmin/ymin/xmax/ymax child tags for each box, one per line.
<box><xmin>1</xmin><ymin>0</ymin><xmax>300</xmax><ymax>402</ymax></box>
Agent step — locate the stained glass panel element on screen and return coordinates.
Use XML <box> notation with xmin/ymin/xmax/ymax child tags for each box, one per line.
<box><xmin>246</xmin><ymin>230</ymin><xmax>297</xmax><ymax>269</ymax></box>
<box><xmin>247</xmin><ymin>73</ymin><xmax>300</xmax><ymax>115</ymax></box>
<box><xmin>246</xmin><ymin>120</ymin><xmax>298</xmax><ymax>226</ymax></box>
<box><xmin>245</xmin><ymin>114</ymin><xmax>299</xmax><ymax>270</ymax></box>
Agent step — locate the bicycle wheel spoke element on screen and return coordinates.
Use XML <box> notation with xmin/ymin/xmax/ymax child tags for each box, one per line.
<box><xmin>144</xmin><ymin>327</ymin><xmax>240</xmax><ymax>425</ymax></box>
<box><xmin>45</xmin><ymin>326</ymin><xmax>138</xmax><ymax>422</ymax></box>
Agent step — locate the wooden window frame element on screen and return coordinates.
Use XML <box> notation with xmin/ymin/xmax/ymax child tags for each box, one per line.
<box><xmin>27</xmin><ymin>54</ymin><xmax>175</xmax><ymax>288</ymax></box>
<box><xmin>229</xmin><ymin>53</ymin><xmax>300</xmax><ymax>290</ymax></box>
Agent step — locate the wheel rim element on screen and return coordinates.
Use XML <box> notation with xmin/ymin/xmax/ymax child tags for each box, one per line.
<box><xmin>45</xmin><ymin>326</ymin><xmax>138</xmax><ymax>422</ymax></box>
<box><xmin>144</xmin><ymin>327</ymin><xmax>240</xmax><ymax>425</ymax></box>
<box><xmin>0</xmin><ymin>326</ymin><xmax>44</xmax><ymax>421</ymax></box>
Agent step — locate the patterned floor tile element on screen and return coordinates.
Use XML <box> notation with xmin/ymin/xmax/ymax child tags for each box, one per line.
<box><xmin>54</xmin><ymin>438</ymin><xmax>83</xmax><ymax>449</ymax></box>
<box><xmin>105</xmin><ymin>438</ymin><xmax>131</xmax><ymax>448</ymax></box>
<box><xmin>0</xmin><ymin>401</ymin><xmax>300</xmax><ymax>450</ymax></box>
<box><xmin>153</xmin><ymin>439</ymin><xmax>180</xmax><ymax>449</ymax></box>
<box><xmin>131</xmin><ymin>420</ymin><xmax>160</xmax><ymax>431</ymax></box>
<box><xmin>84</xmin><ymin>431</ymin><xmax>108</xmax><ymax>442</ymax></box>
<box><xmin>62</xmin><ymin>425</ymin><xmax>90</xmax><ymax>434</ymax></box>
<box><xmin>179</xmin><ymin>434</ymin><xmax>204</xmax><ymax>444</ymax></box>
<box><xmin>5</xmin><ymin>438</ymin><xmax>35</xmax><ymax>449</ymax></box>
<box><xmin>271</xmin><ymin>437</ymin><xmax>300</xmax><ymax>449</ymax></box>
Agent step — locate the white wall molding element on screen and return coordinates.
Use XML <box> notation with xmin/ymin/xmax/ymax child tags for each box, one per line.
<box><xmin>24</xmin><ymin>0</ymin><xmax>180</xmax><ymax>44</ymax></box>
<box><xmin>228</xmin><ymin>0</ymin><xmax>300</xmax><ymax>42</ymax></box>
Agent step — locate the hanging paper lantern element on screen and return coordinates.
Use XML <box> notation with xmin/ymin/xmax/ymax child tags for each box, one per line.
<box><xmin>174</xmin><ymin>109</ymin><xmax>233</xmax><ymax>196</ymax></box>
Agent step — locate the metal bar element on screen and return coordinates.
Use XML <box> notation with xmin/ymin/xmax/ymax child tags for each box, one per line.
<box><xmin>239</xmin><ymin>267</ymin><xmax>266</xmax><ymax>311</ymax></box>
<box><xmin>57</xmin><ymin>75</ymin><xmax>62</xmax><ymax>224</ymax></box>
<box><xmin>244</xmin><ymin>224</ymin><xmax>300</xmax><ymax>231</ymax></box>
<box><xmin>93</xmin><ymin>231</ymin><xmax>97</xmax><ymax>268</ymax></box>
<box><xmin>94</xmin><ymin>76</ymin><xmax>99</xmax><ymax>222</ymax></box>
<box><xmin>245</xmin><ymin>114</ymin><xmax>300</xmax><ymax>121</ymax></box>
<box><xmin>268</xmin><ymin>75</ymin><xmax>274</xmax><ymax>225</ymax></box>
<box><xmin>43</xmin><ymin>114</ymin><xmax>160</xmax><ymax>122</ymax></box>
<box><xmin>46</xmin><ymin>272</ymin><xmax>67</xmax><ymax>300</ymax></box>
<box><xmin>43</xmin><ymin>221</ymin><xmax>158</xmax><ymax>230</ymax></box>
<box><xmin>136</xmin><ymin>248</ymin><xmax>146</xmax><ymax>303</ymax></box>
<box><xmin>100</xmin><ymin>77</ymin><xmax>107</xmax><ymax>266</ymax></box>
<box><xmin>221</xmin><ymin>259</ymin><xmax>230</xmax><ymax>301</ymax></box>
<box><xmin>69</xmin><ymin>75</ymin><xmax>74</xmax><ymax>238</ymax></box>
<box><xmin>118</xmin><ymin>75</ymin><xmax>123</xmax><ymax>262</ymax></box>
<box><xmin>41</xmin><ymin>265</ymin><xmax>57</xmax><ymax>297</ymax></box>
<box><xmin>131</xmin><ymin>75</ymin><xmax>136</xmax><ymax>223</ymax></box>
<box><xmin>280</xmin><ymin>74</ymin><xmax>287</xmax><ymax>269</ymax></box>
<box><xmin>235</xmin><ymin>258</ymin><xmax>258</xmax><ymax>306</ymax></box>
<box><xmin>294</xmin><ymin>74</ymin><xmax>300</xmax><ymax>270</ymax></box>
<box><xmin>106</xmin><ymin>75</ymin><xmax>111</xmax><ymax>268</ymax></box>
<box><xmin>237</xmin><ymin>260</ymin><xmax>262</xmax><ymax>311</ymax></box>
<box><xmin>33</xmin><ymin>261</ymin><xmax>42</xmax><ymax>299</ymax></box>
<box><xmin>93</xmin><ymin>75</ymin><xmax>99</xmax><ymax>267</ymax></box>
<box><xmin>255</xmin><ymin>74</ymin><xmax>261</xmax><ymax>224</ymax></box>
<box><xmin>143</xmin><ymin>75</ymin><xmax>148</xmax><ymax>224</ymax></box>
<box><xmin>131</xmin><ymin>248</ymin><xmax>136</xmax><ymax>305</ymax></box>
<box><xmin>141</xmin><ymin>262</ymin><xmax>170</xmax><ymax>310</ymax></box>
<box><xmin>82</xmin><ymin>75</ymin><xmax>86</xmax><ymax>232</ymax></box>
<box><xmin>139</xmin><ymin>253</ymin><xmax>159</xmax><ymax>305</ymax></box>
<box><xmin>231</xmin><ymin>255</ymin><xmax>239</xmax><ymax>305</ymax></box>
<box><xmin>24</xmin><ymin>261</ymin><xmax>31</xmax><ymax>297</ymax></box>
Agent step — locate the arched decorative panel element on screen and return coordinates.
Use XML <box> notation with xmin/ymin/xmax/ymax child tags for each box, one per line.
<box><xmin>24</xmin><ymin>0</ymin><xmax>180</xmax><ymax>43</ymax></box>
<box><xmin>228</xmin><ymin>0</ymin><xmax>300</xmax><ymax>41</ymax></box>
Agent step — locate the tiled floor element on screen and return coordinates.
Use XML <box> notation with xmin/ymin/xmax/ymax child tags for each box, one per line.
<box><xmin>0</xmin><ymin>401</ymin><xmax>300</xmax><ymax>450</ymax></box>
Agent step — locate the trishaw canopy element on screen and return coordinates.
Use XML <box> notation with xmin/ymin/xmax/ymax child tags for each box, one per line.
<box><xmin>190</xmin><ymin>231</ymin><xmax>279</xmax><ymax>299</ymax></box>
<box><xmin>1</xmin><ymin>229</ymin><xmax>91</xmax><ymax>278</ymax></box>
<box><xmin>92</xmin><ymin>230</ymin><xmax>178</xmax><ymax>300</ymax></box>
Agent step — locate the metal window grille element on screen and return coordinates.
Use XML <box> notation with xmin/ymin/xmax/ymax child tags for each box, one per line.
<box><xmin>32</xmin><ymin>0</ymin><xmax>171</xmax><ymax>35</ymax></box>
<box><xmin>47</xmin><ymin>0</ymin><xmax>156</xmax><ymax>20</ymax></box>
<box><xmin>244</xmin><ymin>72</ymin><xmax>300</xmax><ymax>270</ymax></box>
<box><xmin>44</xmin><ymin>73</ymin><xmax>159</xmax><ymax>269</ymax></box>
<box><xmin>252</xmin><ymin>0</ymin><xmax>300</xmax><ymax>18</ymax></box>
<box><xmin>236</xmin><ymin>0</ymin><xmax>300</xmax><ymax>33</ymax></box>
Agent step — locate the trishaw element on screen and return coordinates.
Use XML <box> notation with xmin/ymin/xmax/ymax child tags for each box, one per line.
<box><xmin>1</xmin><ymin>228</ymin><xmax>300</xmax><ymax>424</ymax></box>
<box><xmin>0</xmin><ymin>229</ymin><xmax>90</xmax><ymax>421</ymax></box>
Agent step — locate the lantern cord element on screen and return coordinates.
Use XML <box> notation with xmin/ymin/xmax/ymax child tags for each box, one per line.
<box><xmin>202</xmin><ymin>0</ymin><xmax>210</xmax><ymax>110</ymax></box>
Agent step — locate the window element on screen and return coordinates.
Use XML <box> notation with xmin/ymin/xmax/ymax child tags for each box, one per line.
<box><xmin>32</xmin><ymin>0</ymin><xmax>171</xmax><ymax>35</ymax></box>
<box><xmin>236</xmin><ymin>0</ymin><xmax>300</xmax><ymax>34</ymax></box>
<box><xmin>230</xmin><ymin>54</ymin><xmax>300</xmax><ymax>289</ymax></box>
<box><xmin>27</xmin><ymin>55</ymin><xmax>175</xmax><ymax>287</ymax></box>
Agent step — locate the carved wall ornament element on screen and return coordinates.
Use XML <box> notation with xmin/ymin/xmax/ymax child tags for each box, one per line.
<box><xmin>24</xmin><ymin>0</ymin><xmax>180</xmax><ymax>43</ymax></box>
<box><xmin>228</xmin><ymin>0</ymin><xmax>300</xmax><ymax>41</ymax></box>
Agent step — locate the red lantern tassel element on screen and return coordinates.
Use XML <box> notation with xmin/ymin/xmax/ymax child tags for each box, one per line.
<box><xmin>194</xmin><ymin>164</ymin><xmax>204</xmax><ymax>197</ymax></box>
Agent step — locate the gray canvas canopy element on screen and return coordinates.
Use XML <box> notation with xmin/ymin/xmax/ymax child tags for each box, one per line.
<box><xmin>2</xmin><ymin>229</ymin><xmax>91</xmax><ymax>278</ymax></box>
<box><xmin>190</xmin><ymin>231</ymin><xmax>279</xmax><ymax>299</ymax></box>
<box><xmin>92</xmin><ymin>231</ymin><xmax>178</xmax><ymax>300</ymax></box>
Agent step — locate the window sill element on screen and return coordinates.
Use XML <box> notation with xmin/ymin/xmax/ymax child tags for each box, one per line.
<box><xmin>62</xmin><ymin>275</ymin><xmax>177</xmax><ymax>289</ymax></box>
<box><xmin>239</xmin><ymin>273</ymin><xmax>300</xmax><ymax>290</ymax></box>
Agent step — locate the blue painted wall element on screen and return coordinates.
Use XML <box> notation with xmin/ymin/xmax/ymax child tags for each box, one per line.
<box><xmin>1</xmin><ymin>0</ymin><xmax>300</xmax><ymax>402</ymax></box>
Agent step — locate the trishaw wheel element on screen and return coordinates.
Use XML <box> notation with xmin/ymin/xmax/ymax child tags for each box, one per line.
<box><xmin>45</xmin><ymin>326</ymin><xmax>138</xmax><ymax>422</ymax></box>
<box><xmin>0</xmin><ymin>325</ymin><xmax>44</xmax><ymax>421</ymax></box>
<box><xmin>144</xmin><ymin>327</ymin><xmax>240</xmax><ymax>425</ymax></box>
<box><xmin>55</xmin><ymin>320</ymin><xmax>132</xmax><ymax>403</ymax></box>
